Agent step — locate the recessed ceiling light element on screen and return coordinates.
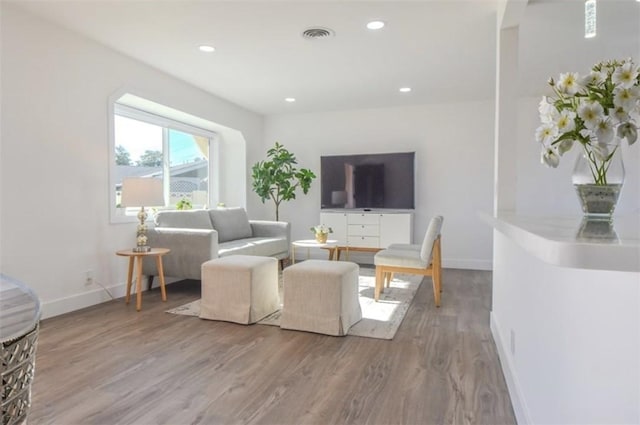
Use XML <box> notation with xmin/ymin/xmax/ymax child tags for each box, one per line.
<box><xmin>199</xmin><ymin>45</ymin><xmax>215</xmax><ymax>53</ymax></box>
<box><xmin>285</xmin><ymin>98</ymin><xmax>296</xmax><ymax>103</ymax></box>
<box><xmin>399</xmin><ymin>87</ymin><xmax>412</xmax><ymax>93</ymax></box>
<box><xmin>366</xmin><ymin>21</ymin><xmax>385</xmax><ymax>30</ymax></box>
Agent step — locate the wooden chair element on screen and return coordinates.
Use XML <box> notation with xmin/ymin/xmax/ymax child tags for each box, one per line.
<box><xmin>373</xmin><ymin>216</ymin><xmax>443</xmax><ymax>307</ymax></box>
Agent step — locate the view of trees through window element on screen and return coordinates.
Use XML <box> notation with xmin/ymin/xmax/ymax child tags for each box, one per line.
<box><xmin>114</xmin><ymin>111</ymin><xmax>211</xmax><ymax>209</ymax></box>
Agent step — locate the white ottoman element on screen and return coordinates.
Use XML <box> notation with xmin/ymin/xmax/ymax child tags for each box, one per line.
<box><xmin>200</xmin><ymin>255</ymin><xmax>279</xmax><ymax>324</ymax></box>
<box><xmin>281</xmin><ymin>260</ymin><xmax>362</xmax><ymax>336</ymax></box>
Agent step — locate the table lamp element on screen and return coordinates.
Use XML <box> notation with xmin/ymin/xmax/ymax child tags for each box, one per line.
<box><xmin>121</xmin><ymin>177</ymin><xmax>165</xmax><ymax>252</ymax></box>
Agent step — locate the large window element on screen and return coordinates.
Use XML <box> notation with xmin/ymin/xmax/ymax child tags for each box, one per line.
<box><xmin>113</xmin><ymin>104</ymin><xmax>215</xmax><ymax>214</ymax></box>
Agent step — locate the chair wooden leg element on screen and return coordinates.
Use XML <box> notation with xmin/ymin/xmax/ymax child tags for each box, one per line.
<box><xmin>385</xmin><ymin>272</ymin><xmax>393</xmax><ymax>288</ymax></box>
<box><xmin>433</xmin><ymin>236</ymin><xmax>442</xmax><ymax>307</ymax></box>
<box><xmin>432</xmin><ymin>276</ymin><xmax>441</xmax><ymax>308</ymax></box>
<box><xmin>375</xmin><ymin>266</ymin><xmax>384</xmax><ymax>301</ymax></box>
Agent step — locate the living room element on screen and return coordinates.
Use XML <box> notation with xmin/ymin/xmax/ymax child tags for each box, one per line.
<box><xmin>1</xmin><ymin>1</ymin><xmax>639</xmax><ymax>424</ymax></box>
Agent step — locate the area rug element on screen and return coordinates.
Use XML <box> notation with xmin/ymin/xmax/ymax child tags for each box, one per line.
<box><xmin>166</xmin><ymin>267</ymin><xmax>423</xmax><ymax>340</ymax></box>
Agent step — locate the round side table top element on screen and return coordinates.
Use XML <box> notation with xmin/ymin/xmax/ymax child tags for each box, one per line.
<box><xmin>292</xmin><ymin>239</ymin><xmax>338</xmax><ymax>248</ymax></box>
<box><xmin>116</xmin><ymin>248</ymin><xmax>170</xmax><ymax>257</ymax></box>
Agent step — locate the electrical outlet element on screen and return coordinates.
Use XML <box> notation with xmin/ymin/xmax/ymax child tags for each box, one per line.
<box><xmin>510</xmin><ymin>329</ymin><xmax>516</xmax><ymax>356</ymax></box>
<box><xmin>85</xmin><ymin>270</ymin><xmax>94</xmax><ymax>285</ymax></box>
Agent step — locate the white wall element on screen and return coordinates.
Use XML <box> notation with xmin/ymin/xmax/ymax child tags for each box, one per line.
<box><xmin>492</xmin><ymin>231</ymin><xmax>639</xmax><ymax>424</ymax></box>
<box><xmin>263</xmin><ymin>102</ymin><xmax>495</xmax><ymax>269</ymax></box>
<box><xmin>0</xmin><ymin>5</ymin><xmax>264</xmax><ymax>318</ymax></box>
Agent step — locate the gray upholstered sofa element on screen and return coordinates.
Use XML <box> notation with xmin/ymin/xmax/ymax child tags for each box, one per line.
<box><xmin>142</xmin><ymin>207</ymin><xmax>290</xmax><ymax>281</ymax></box>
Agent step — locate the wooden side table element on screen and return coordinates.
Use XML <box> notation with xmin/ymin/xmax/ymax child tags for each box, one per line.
<box><xmin>116</xmin><ymin>248</ymin><xmax>170</xmax><ymax>311</ymax></box>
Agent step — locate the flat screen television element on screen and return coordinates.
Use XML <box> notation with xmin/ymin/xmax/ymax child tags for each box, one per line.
<box><xmin>320</xmin><ymin>152</ymin><xmax>415</xmax><ymax>210</ymax></box>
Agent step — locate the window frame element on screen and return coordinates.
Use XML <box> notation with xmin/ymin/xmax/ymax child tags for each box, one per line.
<box><xmin>109</xmin><ymin>101</ymin><xmax>219</xmax><ymax>224</ymax></box>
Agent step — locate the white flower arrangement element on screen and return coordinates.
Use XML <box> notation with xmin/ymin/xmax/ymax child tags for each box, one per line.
<box><xmin>536</xmin><ymin>58</ymin><xmax>639</xmax><ymax>184</ymax></box>
<box><xmin>310</xmin><ymin>224</ymin><xmax>333</xmax><ymax>234</ymax></box>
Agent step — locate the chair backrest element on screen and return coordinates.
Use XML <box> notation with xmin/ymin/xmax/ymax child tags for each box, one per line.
<box><xmin>420</xmin><ymin>215</ymin><xmax>444</xmax><ymax>263</ymax></box>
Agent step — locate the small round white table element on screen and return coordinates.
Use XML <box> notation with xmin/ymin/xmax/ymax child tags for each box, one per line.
<box><xmin>291</xmin><ymin>239</ymin><xmax>338</xmax><ymax>264</ymax></box>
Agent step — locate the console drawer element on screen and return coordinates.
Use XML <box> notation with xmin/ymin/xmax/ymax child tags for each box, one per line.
<box><xmin>347</xmin><ymin>236</ymin><xmax>380</xmax><ymax>248</ymax></box>
<box><xmin>347</xmin><ymin>213</ymin><xmax>379</xmax><ymax>225</ymax></box>
<box><xmin>348</xmin><ymin>224</ymin><xmax>378</xmax><ymax>236</ymax></box>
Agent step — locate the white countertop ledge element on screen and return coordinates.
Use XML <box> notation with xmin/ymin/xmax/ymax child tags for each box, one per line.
<box><xmin>481</xmin><ymin>212</ymin><xmax>640</xmax><ymax>273</ymax></box>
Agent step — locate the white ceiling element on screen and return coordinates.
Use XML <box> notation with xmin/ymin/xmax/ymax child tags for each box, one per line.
<box><xmin>7</xmin><ymin>1</ymin><xmax>640</xmax><ymax>115</ymax></box>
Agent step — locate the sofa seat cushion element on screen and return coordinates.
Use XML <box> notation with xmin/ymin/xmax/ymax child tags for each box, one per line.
<box><xmin>154</xmin><ymin>210</ymin><xmax>213</xmax><ymax>229</ymax></box>
<box><xmin>218</xmin><ymin>237</ymin><xmax>288</xmax><ymax>257</ymax></box>
<box><xmin>209</xmin><ymin>208</ymin><xmax>253</xmax><ymax>243</ymax></box>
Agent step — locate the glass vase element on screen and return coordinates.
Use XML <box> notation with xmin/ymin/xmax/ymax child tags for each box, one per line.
<box><xmin>572</xmin><ymin>141</ymin><xmax>625</xmax><ymax>217</ymax></box>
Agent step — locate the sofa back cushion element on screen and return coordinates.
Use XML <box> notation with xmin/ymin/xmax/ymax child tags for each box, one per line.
<box><xmin>209</xmin><ymin>208</ymin><xmax>253</xmax><ymax>242</ymax></box>
<box><xmin>154</xmin><ymin>210</ymin><xmax>213</xmax><ymax>229</ymax></box>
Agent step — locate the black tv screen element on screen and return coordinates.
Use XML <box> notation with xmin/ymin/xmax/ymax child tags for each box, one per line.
<box><xmin>320</xmin><ymin>152</ymin><xmax>415</xmax><ymax>210</ymax></box>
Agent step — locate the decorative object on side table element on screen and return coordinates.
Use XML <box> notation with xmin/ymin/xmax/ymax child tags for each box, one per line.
<box><xmin>311</xmin><ymin>224</ymin><xmax>333</xmax><ymax>243</ymax></box>
<box><xmin>121</xmin><ymin>177</ymin><xmax>165</xmax><ymax>252</ymax></box>
<box><xmin>536</xmin><ymin>58</ymin><xmax>638</xmax><ymax>217</ymax></box>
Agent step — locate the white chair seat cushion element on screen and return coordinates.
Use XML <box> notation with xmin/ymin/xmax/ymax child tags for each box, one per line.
<box><xmin>386</xmin><ymin>243</ymin><xmax>421</xmax><ymax>251</ymax></box>
<box><xmin>281</xmin><ymin>260</ymin><xmax>362</xmax><ymax>336</ymax></box>
<box><xmin>200</xmin><ymin>255</ymin><xmax>279</xmax><ymax>324</ymax></box>
<box><xmin>374</xmin><ymin>248</ymin><xmax>428</xmax><ymax>269</ymax></box>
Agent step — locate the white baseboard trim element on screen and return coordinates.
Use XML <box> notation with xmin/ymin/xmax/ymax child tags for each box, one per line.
<box><xmin>443</xmin><ymin>258</ymin><xmax>492</xmax><ymax>271</ymax></box>
<box><xmin>41</xmin><ymin>279</ymin><xmax>181</xmax><ymax>320</ymax></box>
<box><xmin>490</xmin><ymin>312</ymin><xmax>532</xmax><ymax>425</ymax></box>
<box><xmin>41</xmin><ymin>283</ymin><xmax>126</xmax><ymax>319</ymax></box>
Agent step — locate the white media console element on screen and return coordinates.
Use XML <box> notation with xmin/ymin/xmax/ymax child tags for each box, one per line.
<box><xmin>319</xmin><ymin>210</ymin><xmax>413</xmax><ymax>254</ymax></box>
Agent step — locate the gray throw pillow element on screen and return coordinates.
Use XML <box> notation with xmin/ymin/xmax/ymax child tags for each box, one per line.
<box><xmin>209</xmin><ymin>208</ymin><xmax>253</xmax><ymax>242</ymax></box>
<box><xmin>154</xmin><ymin>210</ymin><xmax>213</xmax><ymax>229</ymax></box>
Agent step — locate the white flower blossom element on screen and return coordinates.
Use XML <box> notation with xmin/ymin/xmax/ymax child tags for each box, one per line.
<box><xmin>541</xmin><ymin>146</ymin><xmax>560</xmax><ymax>168</ymax></box>
<box><xmin>557</xmin><ymin>72</ymin><xmax>581</xmax><ymax>95</ymax></box>
<box><xmin>535</xmin><ymin>123</ymin><xmax>558</xmax><ymax>145</ymax></box>
<box><xmin>555</xmin><ymin>110</ymin><xmax>576</xmax><ymax>134</ymax></box>
<box><xmin>609</xmin><ymin>106</ymin><xmax>629</xmax><ymax>124</ymax></box>
<box><xmin>612</xmin><ymin>61</ymin><xmax>640</xmax><ymax>89</ymax></box>
<box><xmin>538</xmin><ymin>96</ymin><xmax>557</xmax><ymax>124</ymax></box>
<box><xmin>311</xmin><ymin>224</ymin><xmax>333</xmax><ymax>234</ymax></box>
<box><xmin>579</xmin><ymin>70</ymin><xmax>605</xmax><ymax>87</ymax></box>
<box><xmin>595</xmin><ymin>118</ymin><xmax>615</xmax><ymax>144</ymax></box>
<box><xmin>577</xmin><ymin>100</ymin><xmax>605</xmax><ymax>130</ymax></box>
<box><xmin>613</xmin><ymin>86</ymin><xmax>640</xmax><ymax>111</ymax></box>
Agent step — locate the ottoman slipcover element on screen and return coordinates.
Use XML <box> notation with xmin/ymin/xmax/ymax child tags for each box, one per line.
<box><xmin>200</xmin><ymin>255</ymin><xmax>279</xmax><ymax>324</ymax></box>
<box><xmin>281</xmin><ymin>260</ymin><xmax>361</xmax><ymax>336</ymax></box>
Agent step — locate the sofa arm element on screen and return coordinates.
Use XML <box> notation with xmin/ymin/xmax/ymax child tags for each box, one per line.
<box><xmin>251</xmin><ymin>220</ymin><xmax>291</xmax><ymax>257</ymax></box>
<box><xmin>250</xmin><ymin>220</ymin><xmax>290</xmax><ymax>239</ymax></box>
<box><xmin>142</xmin><ymin>227</ymin><xmax>219</xmax><ymax>280</ymax></box>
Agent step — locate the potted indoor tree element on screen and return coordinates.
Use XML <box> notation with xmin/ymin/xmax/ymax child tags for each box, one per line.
<box><xmin>251</xmin><ymin>142</ymin><xmax>316</xmax><ymax>221</ymax></box>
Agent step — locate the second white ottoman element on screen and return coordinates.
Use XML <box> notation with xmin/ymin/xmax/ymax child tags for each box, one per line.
<box><xmin>200</xmin><ymin>255</ymin><xmax>279</xmax><ymax>324</ymax></box>
<box><xmin>281</xmin><ymin>260</ymin><xmax>362</xmax><ymax>336</ymax></box>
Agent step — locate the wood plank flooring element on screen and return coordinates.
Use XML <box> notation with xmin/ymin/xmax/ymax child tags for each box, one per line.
<box><xmin>29</xmin><ymin>268</ymin><xmax>515</xmax><ymax>425</ymax></box>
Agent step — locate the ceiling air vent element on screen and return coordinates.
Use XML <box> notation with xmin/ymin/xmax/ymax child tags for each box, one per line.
<box><xmin>302</xmin><ymin>27</ymin><xmax>335</xmax><ymax>40</ymax></box>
